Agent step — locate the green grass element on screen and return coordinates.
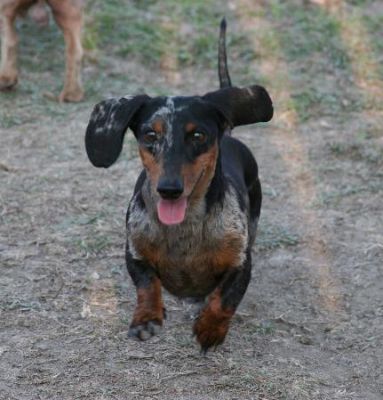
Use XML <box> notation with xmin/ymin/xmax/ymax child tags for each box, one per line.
<box><xmin>257</xmin><ymin>0</ymin><xmax>383</xmax><ymax>121</ymax></box>
<box><xmin>85</xmin><ymin>0</ymin><xmax>219</xmax><ymax>67</ymax></box>
<box><xmin>0</xmin><ymin>110</ymin><xmax>25</xmax><ymax>128</ymax></box>
<box><xmin>316</xmin><ymin>181</ymin><xmax>383</xmax><ymax>207</ymax></box>
<box><xmin>83</xmin><ymin>0</ymin><xmax>256</xmax><ymax>74</ymax></box>
<box><xmin>250</xmin><ymin>320</ymin><xmax>276</xmax><ymax>336</ymax></box>
<box><xmin>55</xmin><ymin>213</ymin><xmax>107</xmax><ymax>231</ymax></box>
<box><xmin>18</xmin><ymin>19</ymin><xmax>65</xmax><ymax>72</ymax></box>
<box><xmin>268</xmin><ymin>1</ymin><xmax>349</xmax><ymax>68</ymax></box>
<box><xmin>1</xmin><ymin>0</ymin><xmax>381</xmax><ymax>126</ymax></box>
<box><xmin>0</xmin><ymin>299</ymin><xmax>42</xmax><ymax>311</ymax></box>
<box><xmin>360</xmin><ymin>13</ymin><xmax>383</xmax><ymax>78</ymax></box>
<box><xmin>289</xmin><ymin>86</ymin><xmax>344</xmax><ymax>121</ymax></box>
<box><xmin>76</xmin><ymin>234</ymin><xmax>114</xmax><ymax>255</ymax></box>
<box><xmin>257</xmin><ymin>222</ymin><xmax>300</xmax><ymax>252</ymax></box>
<box><xmin>327</xmin><ymin>134</ymin><xmax>383</xmax><ymax>164</ymax></box>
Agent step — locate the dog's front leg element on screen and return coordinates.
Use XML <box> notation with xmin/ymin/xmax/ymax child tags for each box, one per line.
<box><xmin>193</xmin><ymin>251</ymin><xmax>252</xmax><ymax>352</ymax></box>
<box><xmin>50</xmin><ymin>0</ymin><xmax>84</xmax><ymax>102</ymax></box>
<box><xmin>126</xmin><ymin>252</ymin><xmax>165</xmax><ymax>341</ymax></box>
<box><xmin>0</xmin><ymin>8</ymin><xmax>19</xmax><ymax>90</ymax></box>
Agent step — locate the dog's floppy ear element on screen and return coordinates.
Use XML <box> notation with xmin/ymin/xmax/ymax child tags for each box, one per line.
<box><xmin>85</xmin><ymin>95</ymin><xmax>150</xmax><ymax>168</ymax></box>
<box><xmin>202</xmin><ymin>85</ymin><xmax>273</xmax><ymax>128</ymax></box>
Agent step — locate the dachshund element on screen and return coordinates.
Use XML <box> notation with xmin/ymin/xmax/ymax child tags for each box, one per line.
<box><xmin>85</xmin><ymin>19</ymin><xmax>273</xmax><ymax>352</ymax></box>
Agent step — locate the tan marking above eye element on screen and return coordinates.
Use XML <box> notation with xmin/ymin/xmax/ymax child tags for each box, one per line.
<box><xmin>185</xmin><ymin>122</ymin><xmax>197</xmax><ymax>133</ymax></box>
<box><xmin>152</xmin><ymin>119</ymin><xmax>165</xmax><ymax>134</ymax></box>
<box><xmin>185</xmin><ymin>123</ymin><xmax>207</xmax><ymax>144</ymax></box>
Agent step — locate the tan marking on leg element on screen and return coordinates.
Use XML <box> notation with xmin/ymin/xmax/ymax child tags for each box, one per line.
<box><xmin>185</xmin><ymin>122</ymin><xmax>197</xmax><ymax>133</ymax></box>
<box><xmin>193</xmin><ymin>289</ymin><xmax>234</xmax><ymax>351</ymax></box>
<box><xmin>152</xmin><ymin>118</ymin><xmax>165</xmax><ymax>135</ymax></box>
<box><xmin>131</xmin><ymin>278</ymin><xmax>164</xmax><ymax>327</ymax></box>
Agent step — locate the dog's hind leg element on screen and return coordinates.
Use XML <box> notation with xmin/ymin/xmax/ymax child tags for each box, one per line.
<box><xmin>0</xmin><ymin>3</ymin><xmax>22</xmax><ymax>90</ymax></box>
<box><xmin>49</xmin><ymin>0</ymin><xmax>84</xmax><ymax>102</ymax></box>
<box><xmin>126</xmin><ymin>253</ymin><xmax>165</xmax><ymax>341</ymax></box>
<box><xmin>193</xmin><ymin>251</ymin><xmax>252</xmax><ymax>353</ymax></box>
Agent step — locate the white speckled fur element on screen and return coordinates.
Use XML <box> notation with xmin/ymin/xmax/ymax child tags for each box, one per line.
<box><xmin>147</xmin><ymin>97</ymin><xmax>175</xmax><ymax>148</ymax></box>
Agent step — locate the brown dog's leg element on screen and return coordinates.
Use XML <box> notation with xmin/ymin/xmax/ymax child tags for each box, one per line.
<box><xmin>130</xmin><ymin>277</ymin><xmax>164</xmax><ymax>340</ymax></box>
<box><xmin>126</xmin><ymin>255</ymin><xmax>165</xmax><ymax>340</ymax></box>
<box><xmin>0</xmin><ymin>4</ymin><xmax>20</xmax><ymax>90</ymax></box>
<box><xmin>193</xmin><ymin>251</ymin><xmax>252</xmax><ymax>352</ymax></box>
<box><xmin>49</xmin><ymin>0</ymin><xmax>84</xmax><ymax>102</ymax></box>
<box><xmin>193</xmin><ymin>288</ymin><xmax>235</xmax><ymax>352</ymax></box>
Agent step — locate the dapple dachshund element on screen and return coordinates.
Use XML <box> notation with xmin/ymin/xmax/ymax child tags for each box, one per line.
<box><xmin>85</xmin><ymin>19</ymin><xmax>273</xmax><ymax>352</ymax></box>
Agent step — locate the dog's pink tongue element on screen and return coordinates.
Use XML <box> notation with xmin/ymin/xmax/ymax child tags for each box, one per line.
<box><xmin>157</xmin><ymin>197</ymin><xmax>187</xmax><ymax>225</ymax></box>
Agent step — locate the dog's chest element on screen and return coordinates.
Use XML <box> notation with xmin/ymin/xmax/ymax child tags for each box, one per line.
<box><xmin>127</xmin><ymin>188</ymin><xmax>248</xmax><ymax>297</ymax></box>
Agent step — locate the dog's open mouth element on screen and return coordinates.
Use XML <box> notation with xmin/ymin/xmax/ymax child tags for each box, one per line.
<box><xmin>156</xmin><ymin>169</ymin><xmax>206</xmax><ymax>225</ymax></box>
<box><xmin>157</xmin><ymin>197</ymin><xmax>188</xmax><ymax>225</ymax></box>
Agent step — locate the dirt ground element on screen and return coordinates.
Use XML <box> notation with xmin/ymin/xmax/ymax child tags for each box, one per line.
<box><xmin>1</xmin><ymin>1</ymin><xmax>382</xmax><ymax>399</ymax></box>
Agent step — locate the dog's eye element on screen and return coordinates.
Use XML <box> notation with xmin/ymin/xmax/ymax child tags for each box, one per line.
<box><xmin>189</xmin><ymin>132</ymin><xmax>206</xmax><ymax>144</ymax></box>
<box><xmin>143</xmin><ymin>131</ymin><xmax>158</xmax><ymax>144</ymax></box>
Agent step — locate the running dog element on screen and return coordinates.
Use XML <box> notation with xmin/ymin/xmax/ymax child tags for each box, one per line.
<box><xmin>85</xmin><ymin>19</ymin><xmax>273</xmax><ymax>352</ymax></box>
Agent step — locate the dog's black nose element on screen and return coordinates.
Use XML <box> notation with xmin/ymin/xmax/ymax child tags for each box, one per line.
<box><xmin>157</xmin><ymin>177</ymin><xmax>184</xmax><ymax>199</ymax></box>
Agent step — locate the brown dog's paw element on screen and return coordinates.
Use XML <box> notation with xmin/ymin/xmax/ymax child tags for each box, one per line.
<box><xmin>193</xmin><ymin>306</ymin><xmax>233</xmax><ymax>353</ymax></box>
<box><xmin>59</xmin><ymin>87</ymin><xmax>84</xmax><ymax>102</ymax></box>
<box><xmin>0</xmin><ymin>72</ymin><xmax>18</xmax><ymax>90</ymax></box>
<box><xmin>128</xmin><ymin>320</ymin><xmax>162</xmax><ymax>341</ymax></box>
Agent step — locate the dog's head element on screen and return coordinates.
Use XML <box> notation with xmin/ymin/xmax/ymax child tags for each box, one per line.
<box><xmin>85</xmin><ymin>86</ymin><xmax>273</xmax><ymax>225</ymax></box>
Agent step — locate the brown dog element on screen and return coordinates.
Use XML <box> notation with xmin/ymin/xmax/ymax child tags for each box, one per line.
<box><xmin>0</xmin><ymin>0</ymin><xmax>84</xmax><ymax>102</ymax></box>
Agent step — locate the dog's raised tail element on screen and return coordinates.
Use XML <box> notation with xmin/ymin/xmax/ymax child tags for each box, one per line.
<box><xmin>218</xmin><ymin>18</ymin><xmax>232</xmax><ymax>89</ymax></box>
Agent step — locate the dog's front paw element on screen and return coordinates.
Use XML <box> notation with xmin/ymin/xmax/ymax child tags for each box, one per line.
<box><xmin>59</xmin><ymin>86</ymin><xmax>84</xmax><ymax>102</ymax></box>
<box><xmin>0</xmin><ymin>71</ymin><xmax>18</xmax><ymax>90</ymax></box>
<box><xmin>128</xmin><ymin>320</ymin><xmax>162</xmax><ymax>341</ymax></box>
<box><xmin>193</xmin><ymin>306</ymin><xmax>233</xmax><ymax>353</ymax></box>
